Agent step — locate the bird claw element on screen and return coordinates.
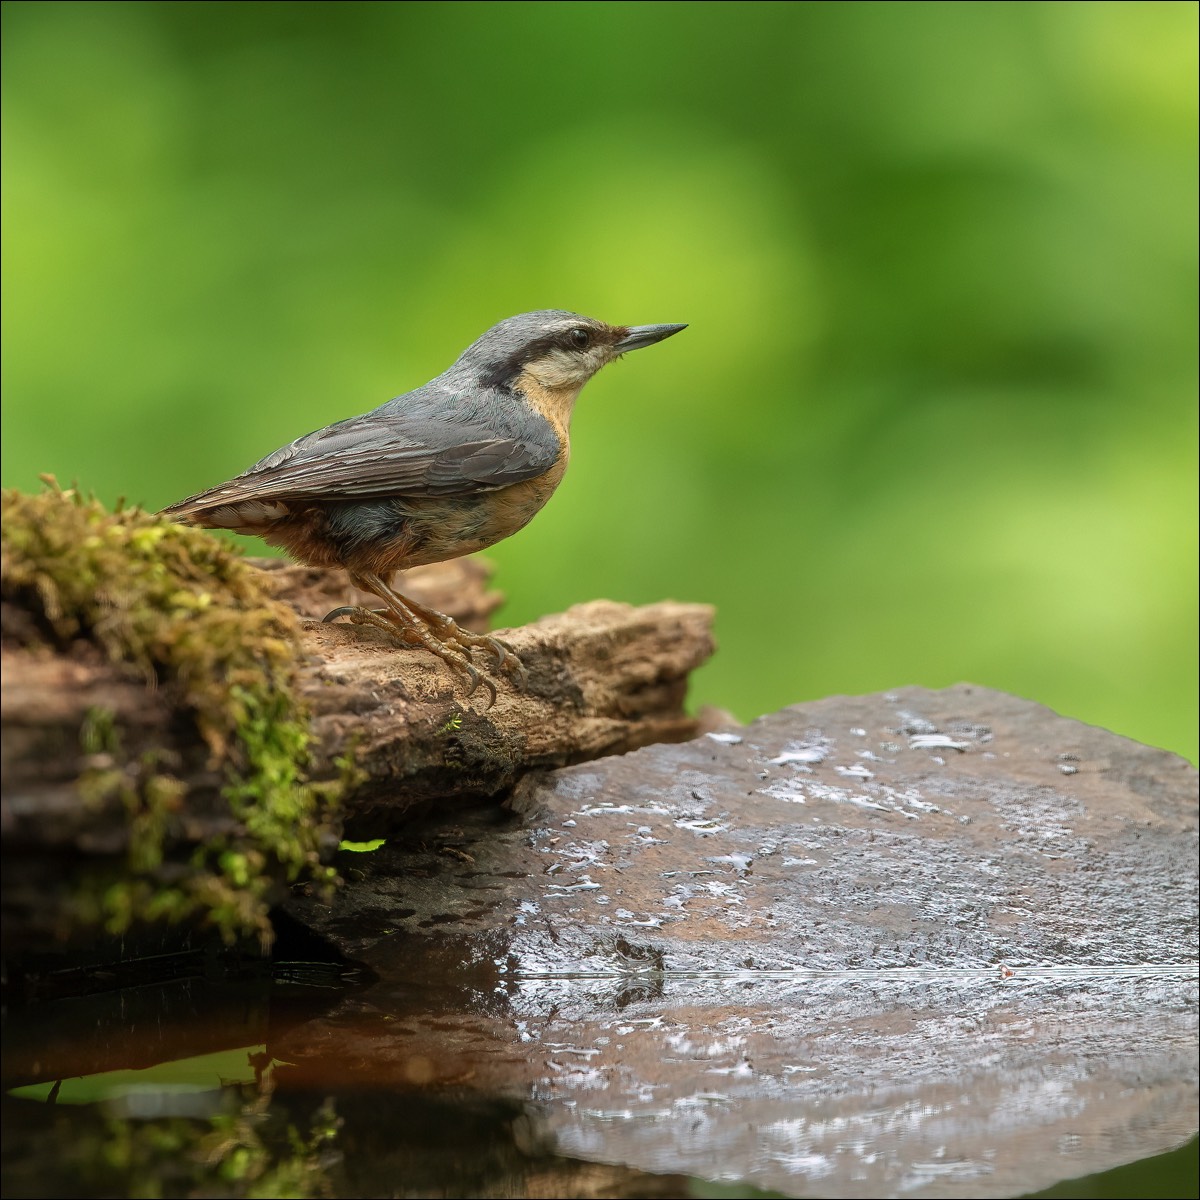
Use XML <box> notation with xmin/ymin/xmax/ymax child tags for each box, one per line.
<box><xmin>433</xmin><ymin>647</ymin><xmax>498</xmax><ymax>708</ymax></box>
<box><xmin>322</xmin><ymin>603</ymin><xmax>509</xmax><ymax>705</ymax></box>
<box><xmin>493</xmin><ymin>644</ymin><xmax>529</xmax><ymax>689</ymax></box>
<box><xmin>450</xmin><ymin>631</ymin><xmax>526</xmax><ymax>686</ymax></box>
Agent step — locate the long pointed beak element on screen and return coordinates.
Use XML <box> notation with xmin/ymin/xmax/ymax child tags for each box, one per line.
<box><xmin>614</xmin><ymin>323</ymin><xmax>687</xmax><ymax>352</ymax></box>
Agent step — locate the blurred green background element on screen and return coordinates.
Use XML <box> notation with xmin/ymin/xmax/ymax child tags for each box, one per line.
<box><xmin>3</xmin><ymin>1</ymin><xmax>1196</xmax><ymax>760</ymax></box>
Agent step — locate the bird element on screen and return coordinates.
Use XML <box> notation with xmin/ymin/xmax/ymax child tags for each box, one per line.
<box><xmin>162</xmin><ymin>310</ymin><xmax>686</xmax><ymax>696</ymax></box>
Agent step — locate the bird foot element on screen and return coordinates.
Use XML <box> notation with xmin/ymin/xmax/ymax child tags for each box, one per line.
<box><xmin>410</xmin><ymin>606</ymin><xmax>529</xmax><ymax>690</ymax></box>
<box><xmin>322</xmin><ymin>604</ymin><xmax>522</xmax><ymax>701</ymax></box>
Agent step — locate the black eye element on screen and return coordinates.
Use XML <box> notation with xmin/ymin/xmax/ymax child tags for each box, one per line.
<box><xmin>569</xmin><ymin>327</ymin><xmax>591</xmax><ymax>348</ymax></box>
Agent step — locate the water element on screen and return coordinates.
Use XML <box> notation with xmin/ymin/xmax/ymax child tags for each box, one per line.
<box><xmin>3</xmin><ymin>937</ymin><xmax>1196</xmax><ymax>1199</ymax></box>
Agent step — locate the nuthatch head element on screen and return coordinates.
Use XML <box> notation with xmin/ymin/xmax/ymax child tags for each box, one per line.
<box><xmin>455</xmin><ymin>309</ymin><xmax>686</xmax><ymax>392</ymax></box>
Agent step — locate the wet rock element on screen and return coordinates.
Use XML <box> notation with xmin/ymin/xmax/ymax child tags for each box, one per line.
<box><xmin>282</xmin><ymin>685</ymin><xmax>1199</xmax><ymax>1198</ymax></box>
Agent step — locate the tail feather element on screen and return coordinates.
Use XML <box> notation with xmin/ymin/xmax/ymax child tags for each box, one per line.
<box><xmin>161</xmin><ymin>493</ymin><xmax>292</xmax><ymax>532</ymax></box>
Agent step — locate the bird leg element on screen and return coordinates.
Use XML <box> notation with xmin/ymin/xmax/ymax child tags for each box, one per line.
<box><xmin>323</xmin><ymin>570</ymin><xmax>523</xmax><ymax>698</ymax></box>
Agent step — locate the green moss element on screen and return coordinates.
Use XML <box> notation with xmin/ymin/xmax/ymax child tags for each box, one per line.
<box><xmin>1</xmin><ymin>481</ymin><xmax>341</xmax><ymax>944</ymax></box>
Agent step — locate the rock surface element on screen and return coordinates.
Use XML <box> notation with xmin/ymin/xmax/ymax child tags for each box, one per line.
<box><xmin>282</xmin><ymin>684</ymin><xmax>1199</xmax><ymax>1198</ymax></box>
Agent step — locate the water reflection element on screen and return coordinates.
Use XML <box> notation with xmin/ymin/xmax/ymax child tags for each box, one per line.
<box><xmin>2</xmin><ymin>944</ymin><xmax>1197</xmax><ymax>1199</ymax></box>
<box><xmin>3</xmin><ymin>1072</ymin><xmax>700</xmax><ymax>1199</ymax></box>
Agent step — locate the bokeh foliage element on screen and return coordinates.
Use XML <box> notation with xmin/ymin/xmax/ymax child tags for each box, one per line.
<box><xmin>3</xmin><ymin>1</ymin><xmax>1196</xmax><ymax>760</ymax></box>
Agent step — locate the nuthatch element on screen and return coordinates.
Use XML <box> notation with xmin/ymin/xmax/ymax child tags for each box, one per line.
<box><xmin>163</xmin><ymin>311</ymin><xmax>686</xmax><ymax>694</ymax></box>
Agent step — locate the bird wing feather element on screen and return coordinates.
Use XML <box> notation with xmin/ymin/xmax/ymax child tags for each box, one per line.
<box><xmin>163</xmin><ymin>387</ymin><xmax>561</xmax><ymax>518</ymax></box>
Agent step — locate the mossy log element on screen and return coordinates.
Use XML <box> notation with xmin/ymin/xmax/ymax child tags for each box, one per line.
<box><xmin>4</xmin><ymin>560</ymin><xmax>715</xmax><ymax>821</ymax></box>
<box><xmin>0</xmin><ymin>488</ymin><xmax>715</xmax><ymax>949</ymax></box>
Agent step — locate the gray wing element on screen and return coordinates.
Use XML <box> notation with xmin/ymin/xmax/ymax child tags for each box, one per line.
<box><xmin>164</xmin><ymin>385</ymin><xmax>561</xmax><ymax>517</ymax></box>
